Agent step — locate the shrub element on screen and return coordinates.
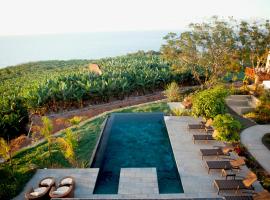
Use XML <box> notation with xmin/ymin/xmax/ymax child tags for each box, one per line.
<box><xmin>69</xmin><ymin>116</ymin><xmax>83</xmax><ymax>126</ymax></box>
<box><xmin>171</xmin><ymin>108</ymin><xmax>191</xmax><ymax>116</ymax></box>
<box><xmin>192</xmin><ymin>85</ymin><xmax>229</xmax><ymax>119</ymax></box>
<box><xmin>164</xmin><ymin>82</ymin><xmax>181</xmax><ymax>102</ymax></box>
<box><xmin>212</xmin><ymin>114</ymin><xmax>241</xmax><ymax>143</ymax></box>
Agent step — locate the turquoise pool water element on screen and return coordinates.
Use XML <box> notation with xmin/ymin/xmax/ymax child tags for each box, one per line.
<box><xmin>91</xmin><ymin>113</ymin><xmax>183</xmax><ymax>194</ymax></box>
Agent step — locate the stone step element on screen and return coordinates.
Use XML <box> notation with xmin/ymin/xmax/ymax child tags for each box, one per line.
<box><xmin>228</xmin><ymin>95</ymin><xmax>251</xmax><ymax>100</ymax></box>
<box><xmin>233</xmin><ymin>106</ymin><xmax>255</xmax><ymax>115</ymax></box>
<box><xmin>226</xmin><ymin>99</ymin><xmax>250</xmax><ymax>106</ymax></box>
<box><xmin>118</xmin><ymin>168</ymin><xmax>159</xmax><ymax>195</ymax></box>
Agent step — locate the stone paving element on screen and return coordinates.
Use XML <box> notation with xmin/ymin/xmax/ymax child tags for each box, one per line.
<box><xmin>164</xmin><ymin>116</ymin><xmax>263</xmax><ymax>198</ymax></box>
<box><xmin>241</xmin><ymin>124</ymin><xmax>270</xmax><ymax>174</ymax></box>
<box><xmin>13</xmin><ymin>168</ymin><xmax>99</xmax><ymax>200</ymax></box>
<box><xmin>118</xmin><ymin>168</ymin><xmax>159</xmax><ymax>195</ymax></box>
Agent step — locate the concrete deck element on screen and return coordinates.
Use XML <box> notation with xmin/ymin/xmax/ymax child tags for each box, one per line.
<box><xmin>241</xmin><ymin>124</ymin><xmax>270</xmax><ymax>174</ymax></box>
<box><xmin>164</xmin><ymin>116</ymin><xmax>263</xmax><ymax>198</ymax></box>
<box><xmin>118</xmin><ymin>168</ymin><xmax>159</xmax><ymax>195</ymax></box>
<box><xmin>13</xmin><ymin>168</ymin><xmax>99</xmax><ymax>200</ymax></box>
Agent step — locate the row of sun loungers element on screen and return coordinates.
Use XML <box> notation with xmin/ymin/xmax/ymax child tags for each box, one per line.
<box><xmin>187</xmin><ymin>121</ymin><xmax>267</xmax><ymax>199</ymax></box>
<box><xmin>25</xmin><ymin>176</ymin><xmax>75</xmax><ymax>200</ymax></box>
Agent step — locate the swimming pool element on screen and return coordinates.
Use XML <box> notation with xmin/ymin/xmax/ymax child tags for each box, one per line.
<box><xmin>91</xmin><ymin>113</ymin><xmax>183</xmax><ymax>194</ymax></box>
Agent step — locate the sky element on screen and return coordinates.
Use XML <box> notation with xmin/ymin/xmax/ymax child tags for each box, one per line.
<box><xmin>0</xmin><ymin>0</ymin><xmax>269</xmax><ymax>36</ymax></box>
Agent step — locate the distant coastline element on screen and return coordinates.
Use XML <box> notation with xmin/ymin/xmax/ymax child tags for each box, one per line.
<box><xmin>0</xmin><ymin>30</ymin><xmax>181</xmax><ymax>68</ymax></box>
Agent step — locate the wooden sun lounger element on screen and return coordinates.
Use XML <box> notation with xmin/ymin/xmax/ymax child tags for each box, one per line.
<box><xmin>192</xmin><ymin>134</ymin><xmax>214</xmax><ymax>144</ymax></box>
<box><xmin>200</xmin><ymin>149</ymin><xmax>224</xmax><ymax>160</ymax></box>
<box><xmin>188</xmin><ymin>123</ymin><xmax>205</xmax><ymax>130</ymax></box>
<box><xmin>206</xmin><ymin>160</ymin><xmax>233</xmax><ymax>174</ymax></box>
<box><xmin>200</xmin><ymin>147</ymin><xmax>232</xmax><ymax>160</ymax></box>
<box><xmin>214</xmin><ymin>179</ymin><xmax>254</xmax><ymax>195</ymax></box>
<box><xmin>224</xmin><ymin>190</ymin><xmax>270</xmax><ymax>200</ymax></box>
<box><xmin>214</xmin><ymin>172</ymin><xmax>257</xmax><ymax>195</ymax></box>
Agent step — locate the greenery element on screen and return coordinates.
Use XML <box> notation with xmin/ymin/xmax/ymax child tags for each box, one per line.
<box><xmin>161</xmin><ymin>17</ymin><xmax>270</xmax><ymax>86</ymax></box>
<box><xmin>164</xmin><ymin>82</ymin><xmax>181</xmax><ymax>102</ymax></box>
<box><xmin>212</xmin><ymin>114</ymin><xmax>241</xmax><ymax>142</ymax></box>
<box><xmin>192</xmin><ymin>85</ymin><xmax>229</xmax><ymax>119</ymax></box>
<box><xmin>0</xmin><ymin>53</ymin><xmax>193</xmax><ymax>140</ymax></box>
<box><xmin>171</xmin><ymin>108</ymin><xmax>191</xmax><ymax>116</ymax></box>
<box><xmin>244</xmin><ymin>90</ymin><xmax>270</xmax><ymax>124</ymax></box>
<box><xmin>0</xmin><ymin>101</ymin><xmax>169</xmax><ymax>200</ymax></box>
<box><xmin>0</xmin><ymin>96</ymin><xmax>29</xmax><ymax>140</ymax></box>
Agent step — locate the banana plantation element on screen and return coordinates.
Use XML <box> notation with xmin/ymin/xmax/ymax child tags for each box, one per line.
<box><xmin>0</xmin><ymin>53</ymin><xmax>192</xmax><ymax>139</ymax></box>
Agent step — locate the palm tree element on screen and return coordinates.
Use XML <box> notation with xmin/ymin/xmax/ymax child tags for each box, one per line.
<box><xmin>56</xmin><ymin>128</ymin><xmax>78</xmax><ymax>166</ymax></box>
<box><xmin>40</xmin><ymin>116</ymin><xmax>54</xmax><ymax>166</ymax></box>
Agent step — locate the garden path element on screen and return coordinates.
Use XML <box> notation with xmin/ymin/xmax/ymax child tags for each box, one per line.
<box><xmin>241</xmin><ymin>125</ymin><xmax>270</xmax><ymax>174</ymax></box>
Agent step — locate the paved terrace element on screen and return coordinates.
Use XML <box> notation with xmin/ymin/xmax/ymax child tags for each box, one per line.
<box><xmin>164</xmin><ymin>116</ymin><xmax>263</xmax><ymax>198</ymax></box>
<box><xmin>241</xmin><ymin>125</ymin><xmax>270</xmax><ymax>174</ymax></box>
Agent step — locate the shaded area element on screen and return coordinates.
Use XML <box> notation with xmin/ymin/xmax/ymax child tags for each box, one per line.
<box><xmin>262</xmin><ymin>133</ymin><xmax>270</xmax><ymax>151</ymax></box>
<box><xmin>91</xmin><ymin>113</ymin><xmax>183</xmax><ymax>194</ymax></box>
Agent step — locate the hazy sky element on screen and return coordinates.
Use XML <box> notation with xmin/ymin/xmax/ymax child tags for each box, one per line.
<box><xmin>0</xmin><ymin>0</ymin><xmax>269</xmax><ymax>36</ymax></box>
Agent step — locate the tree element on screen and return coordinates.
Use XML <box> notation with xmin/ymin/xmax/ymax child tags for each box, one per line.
<box><xmin>237</xmin><ymin>20</ymin><xmax>270</xmax><ymax>68</ymax></box>
<box><xmin>56</xmin><ymin>128</ymin><xmax>78</xmax><ymax>166</ymax></box>
<box><xmin>161</xmin><ymin>16</ymin><xmax>241</xmax><ymax>86</ymax></box>
<box><xmin>40</xmin><ymin>117</ymin><xmax>54</xmax><ymax>166</ymax></box>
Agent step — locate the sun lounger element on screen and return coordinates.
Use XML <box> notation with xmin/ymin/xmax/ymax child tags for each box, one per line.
<box><xmin>214</xmin><ymin>172</ymin><xmax>257</xmax><ymax>194</ymax></box>
<box><xmin>206</xmin><ymin>158</ymin><xmax>246</xmax><ymax>174</ymax></box>
<box><xmin>25</xmin><ymin>177</ymin><xmax>55</xmax><ymax>200</ymax></box>
<box><xmin>49</xmin><ymin>176</ymin><xmax>75</xmax><ymax>198</ymax></box>
<box><xmin>192</xmin><ymin>134</ymin><xmax>214</xmax><ymax>143</ymax></box>
<box><xmin>200</xmin><ymin>146</ymin><xmax>233</xmax><ymax>160</ymax></box>
<box><xmin>188</xmin><ymin>119</ymin><xmax>214</xmax><ymax>132</ymax></box>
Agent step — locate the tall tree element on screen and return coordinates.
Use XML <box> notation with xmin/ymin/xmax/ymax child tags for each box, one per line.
<box><xmin>161</xmin><ymin>17</ymin><xmax>252</xmax><ymax>86</ymax></box>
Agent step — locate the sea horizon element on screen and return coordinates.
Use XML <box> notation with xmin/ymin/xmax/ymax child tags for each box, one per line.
<box><xmin>0</xmin><ymin>30</ymin><xmax>182</xmax><ymax>69</ymax></box>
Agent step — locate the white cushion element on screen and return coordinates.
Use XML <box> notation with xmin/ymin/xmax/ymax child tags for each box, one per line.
<box><xmin>263</xmin><ymin>81</ymin><xmax>270</xmax><ymax>89</ymax></box>
<box><xmin>52</xmin><ymin>186</ymin><xmax>70</xmax><ymax>195</ymax></box>
<box><xmin>30</xmin><ymin>187</ymin><xmax>47</xmax><ymax>196</ymax></box>
<box><xmin>40</xmin><ymin>178</ymin><xmax>53</xmax><ymax>186</ymax></box>
<box><xmin>61</xmin><ymin>178</ymin><xmax>73</xmax><ymax>185</ymax></box>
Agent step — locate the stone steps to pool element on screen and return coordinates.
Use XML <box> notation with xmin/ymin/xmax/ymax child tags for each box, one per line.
<box><xmin>118</xmin><ymin>168</ymin><xmax>159</xmax><ymax>195</ymax></box>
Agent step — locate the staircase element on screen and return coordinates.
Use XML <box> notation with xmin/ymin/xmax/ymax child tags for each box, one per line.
<box><xmin>226</xmin><ymin>95</ymin><xmax>258</xmax><ymax>115</ymax></box>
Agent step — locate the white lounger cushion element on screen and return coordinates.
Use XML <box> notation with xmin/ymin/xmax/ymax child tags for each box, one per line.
<box><xmin>52</xmin><ymin>186</ymin><xmax>70</xmax><ymax>195</ymax></box>
<box><xmin>263</xmin><ymin>81</ymin><xmax>270</xmax><ymax>89</ymax></box>
<box><xmin>30</xmin><ymin>187</ymin><xmax>47</xmax><ymax>196</ymax></box>
<box><xmin>61</xmin><ymin>177</ymin><xmax>73</xmax><ymax>185</ymax></box>
<box><xmin>40</xmin><ymin>178</ymin><xmax>53</xmax><ymax>186</ymax></box>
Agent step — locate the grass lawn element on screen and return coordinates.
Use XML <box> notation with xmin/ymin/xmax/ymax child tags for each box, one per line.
<box><xmin>0</xmin><ymin>101</ymin><xmax>170</xmax><ymax>200</ymax></box>
<box><xmin>262</xmin><ymin>133</ymin><xmax>270</xmax><ymax>151</ymax></box>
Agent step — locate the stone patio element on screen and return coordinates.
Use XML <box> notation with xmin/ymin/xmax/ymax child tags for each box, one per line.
<box><xmin>164</xmin><ymin>116</ymin><xmax>263</xmax><ymax>198</ymax></box>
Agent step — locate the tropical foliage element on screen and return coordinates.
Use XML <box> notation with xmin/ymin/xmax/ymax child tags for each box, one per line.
<box><xmin>192</xmin><ymin>85</ymin><xmax>229</xmax><ymax>119</ymax></box>
<box><xmin>212</xmin><ymin>114</ymin><xmax>241</xmax><ymax>142</ymax></box>
<box><xmin>0</xmin><ymin>53</ymin><xmax>193</xmax><ymax>139</ymax></box>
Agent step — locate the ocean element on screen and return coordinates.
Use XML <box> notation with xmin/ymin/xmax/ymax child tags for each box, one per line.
<box><xmin>0</xmin><ymin>30</ymin><xmax>176</xmax><ymax>68</ymax></box>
